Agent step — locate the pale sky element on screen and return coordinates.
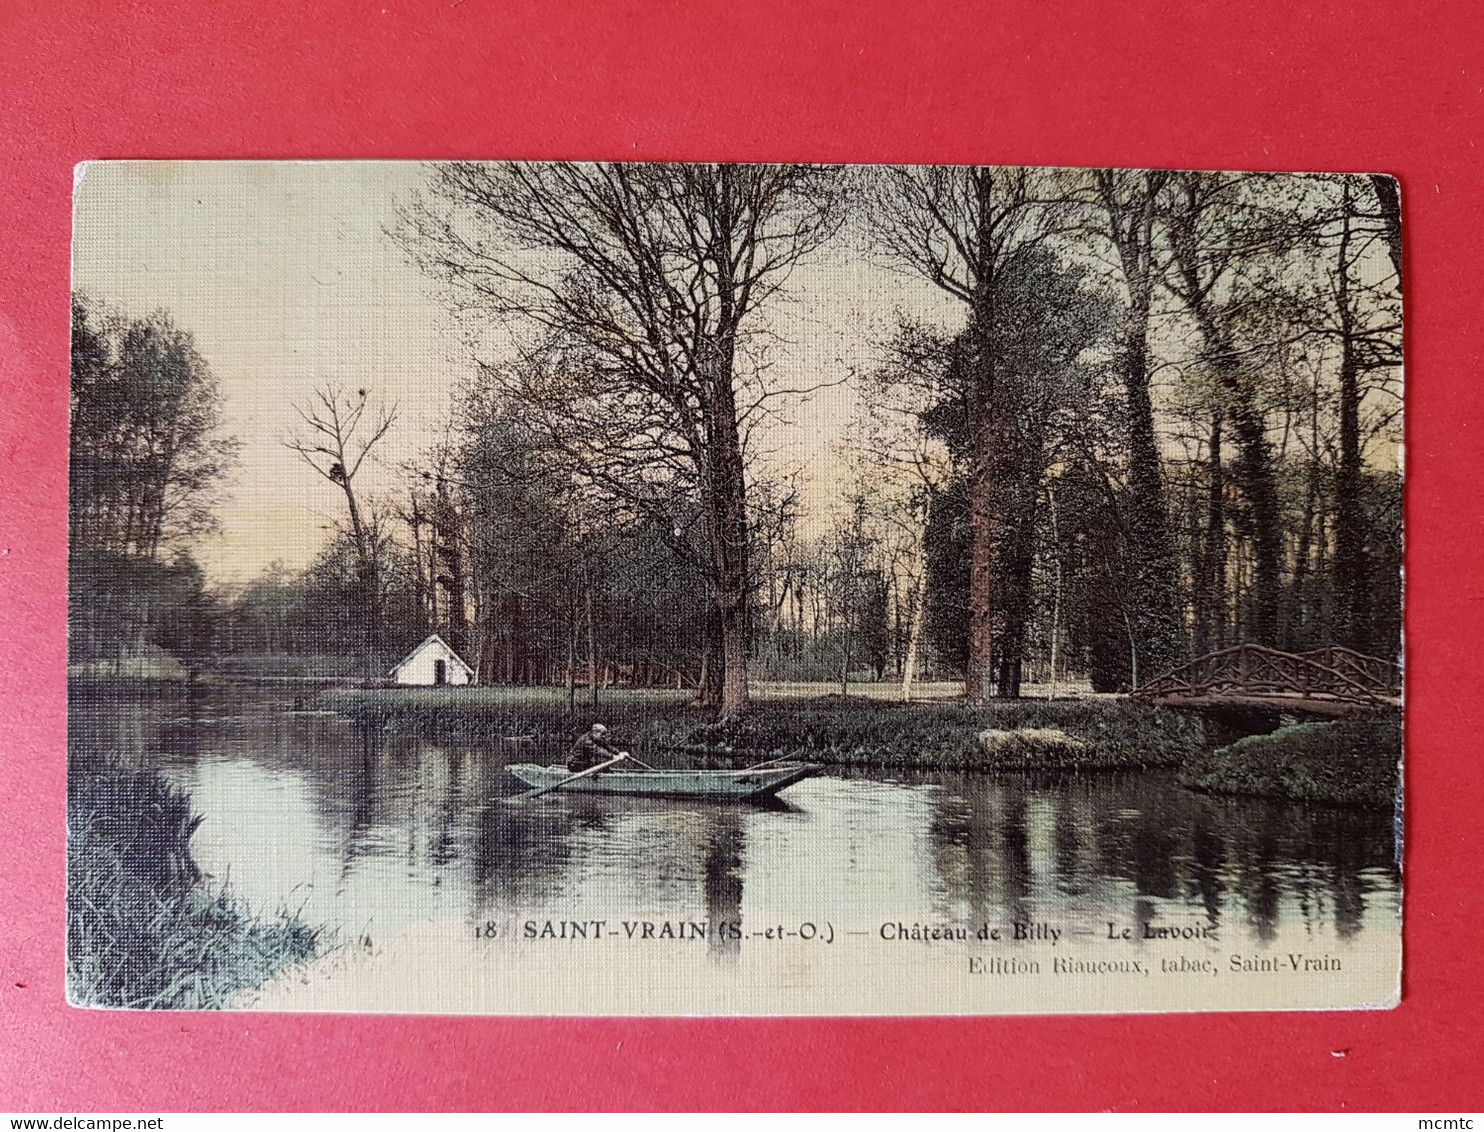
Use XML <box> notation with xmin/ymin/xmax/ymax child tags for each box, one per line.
<box><xmin>72</xmin><ymin>162</ymin><xmax>955</xmax><ymax>584</ymax></box>
<box><xmin>71</xmin><ymin>163</ymin><xmax>1398</xmax><ymax>587</ymax></box>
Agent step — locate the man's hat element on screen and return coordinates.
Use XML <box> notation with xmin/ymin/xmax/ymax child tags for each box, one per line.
<box><xmin>592</xmin><ymin>723</ymin><xmax>608</xmax><ymax>734</ymax></box>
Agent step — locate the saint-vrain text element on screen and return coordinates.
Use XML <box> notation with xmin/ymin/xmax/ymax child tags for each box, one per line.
<box><xmin>511</xmin><ymin>919</ymin><xmax>835</xmax><ymax>944</ymax></box>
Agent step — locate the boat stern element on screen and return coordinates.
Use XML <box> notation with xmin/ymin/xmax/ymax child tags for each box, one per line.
<box><xmin>737</xmin><ymin>762</ymin><xmax>823</xmax><ymax>799</ymax></box>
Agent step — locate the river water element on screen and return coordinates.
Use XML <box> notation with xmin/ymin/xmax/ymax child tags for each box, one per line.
<box><xmin>70</xmin><ymin>684</ymin><xmax>1402</xmax><ymax>1014</ymax></box>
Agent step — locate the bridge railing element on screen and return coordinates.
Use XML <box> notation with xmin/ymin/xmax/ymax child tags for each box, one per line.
<box><xmin>1298</xmin><ymin>646</ymin><xmax>1402</xmax><ymax>694</ymax></box>
<box><xmin>1136</xmin><ymin>643</ymin><xmax>1400</xmax><ymax>705</ymax></box>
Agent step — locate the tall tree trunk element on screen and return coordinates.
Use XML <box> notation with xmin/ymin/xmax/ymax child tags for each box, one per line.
<box><xmin>694</xmin><ymin>167</ymin><xmax>764</xmax><ymax>718</ymax></box>
<box><xmin>995</xmin><ymin>486</ymin><xmax>1037</xmax><ymax>699</ymax></box>
<box><xmin>585</xmin><ymin>573</ymin><xmax>599</xmax><ymax>710</ymax></box>
<box><xmin>901</xmin><ymin>493</ymin><xmax>932</xmax><ymax>703</ymax></box>
<box><xmin>434</xmin><ymin>481</ymin><xmax>469</xmax><ymax>652</ymax></box>
<box><xmin>1286</xmin><ymin>381</ymin><xmax>1323</xmax><ymax>650</ymax></box>
<box><xmin>838</xmin><ymin>597</ymin><xmax>852</xmax><ymax>698</ymax></box>
<box><xmin>1334</xmin><ymin>185</ymin><xmax>1371</xmax><ymax>652</ymax></box>
<box><xmin>1195</xmin><ymin>412</ymin><xmax>1228</xmax><ymax>654</ymax></box>
<box><xmin>566</xmin><ymin>594</ymin><xmax>578</xmax><ymax>716</ymax></box>
<box><xmin>697</xmin><ymin>604</ymin><xmax>724</xmax><ymax>707</ymax></box>
<box><xmin>892</xmin><ymin>578</ymin><xmax>904</xmax><ymax>679</ymax></box>
<box><xmin>1190</xmin><ymin>319</ymin><xmax>1280</xmax><ymax>645</ymax></box>
<box><xmin>1120</xmin><ymin>298</ymin><xmax>1183</xmax><ymax>678</ymax></box>
<box><xmin>1100</xmin><ymin>170</ymin><xmax>1184</xmax><ymax>679</ymax></box>
<box><xmin>1369</xmin><ymin>174</ymin><xmax>1403</xmax><ymax>285</ymax></box>
<box><xmin>1288</xmin><ymin>455</ymin><xmax>1319</xmax><ymax>650</ymax></box>
<box><xmin>476</xmin><ymin>611</ymin><xmax>496</xmax><ymax>685</ymax></box>
<box><xmin>1046</xmin><ymin>483</ymin><xmax>1063</xmax><ymax>698</ymax></box>
<box><xmin>1165</xmin><ymin>175</ymin><xmax>1279</xmax><ymax>646</ymax></box>
<box><xmin>338</xmin><ymin>478</ymin><xmax>380</xmax><ymax>681</ymax></box>
<box><xmin>408</xmin><ymin>498</ymin><xmax>429</xmax><ymax>628</ymax></box>
<box><xmin>965</xmin><ymin>169</ymin><xmax>998</xmax><ymax>704</ymax></box>
<box><xmin>703</xmin><ymin>334</ymin><xmax>752</xmax><ymax>718</ymax></box>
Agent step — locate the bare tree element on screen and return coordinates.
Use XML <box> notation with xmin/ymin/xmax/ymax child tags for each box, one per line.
<box><xmin>852</xmin><ymin>324</ymin><xmax>954</xmax><ymax>700</ymax></box>
<box><xmin>399</xmin><ymin>162</ymin><xmax>846</xmax><ymax>715</ymax></box>
<box><xmin>1318</xmin><ymin>176</ymin><xmax>1403</xmax><ymax>652</ymax></box>
<box><xmin>1368</xmin><ymin>175</ymin><xmax>1403</xmax><ymax>286</ymax></box>
<box><xmin>1160</xmin><ymin>172</ymin><xmax>1287</xmax><ymax>647</ymax></box>
<box><xmin>286</xmin><ymin>384</ymin><xmax>399</xmax><ymax>667</ymax></box>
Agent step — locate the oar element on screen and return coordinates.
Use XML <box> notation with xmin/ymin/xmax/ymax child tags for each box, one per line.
<box><xmin>503</xmin><ymin>753</ymin><xmax>628</xmax><ymax>804</ymax></box>
<box><xmin>738</xmin><ymin>753</ymin><xmax>801</xmax><ymax>772</ymax></box>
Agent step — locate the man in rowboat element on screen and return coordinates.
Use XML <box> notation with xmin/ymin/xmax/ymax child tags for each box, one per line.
<box><xmin>567</xmin><ymin>723</ymin><xmax>629</xmax><ymax>773</ymax></box>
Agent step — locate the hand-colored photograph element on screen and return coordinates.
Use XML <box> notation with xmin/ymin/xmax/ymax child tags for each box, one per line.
<box><xmin>66</xmin><ymin>161</ymin><xmax>1403</xmax><ymax>1014</ymax></box>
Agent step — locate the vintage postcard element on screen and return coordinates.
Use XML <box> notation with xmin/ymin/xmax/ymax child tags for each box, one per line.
<box><xmin>67</xmin><ymin>161</ymin><xmax>1403</xmax><ymax>1014</ymax></box>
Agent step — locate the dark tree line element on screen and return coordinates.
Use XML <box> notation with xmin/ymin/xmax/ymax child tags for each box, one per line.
<box><xmin>69</xmin><ymin>297</ymin><xmax>237</xmax><ymax>670</ymax></box>
<box><xmin>74</xmin><ymin>165</ymin><xmax>1401</xmax><ymax>706</ymax></box>
<box><xmin>363</xmin><ymin>165</ymin><xmax>1401</xmax><ymax>701</ymax></box>
<box><xmin>395</xmin><ymin>162</ymin><xmax>847</xmax><ymax>715</ymax></box>
<box><xmin>858</xmin><ymin>169</ymin><xmax>1402</xmax><ymax>693</ymax></box>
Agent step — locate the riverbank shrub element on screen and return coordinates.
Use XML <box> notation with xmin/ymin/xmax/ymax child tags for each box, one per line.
<box><xmin>67</xmin><ymin>761</ymin><xmax>324</xmax><ymax>1008</ymax></box>
<box><xmin>322</xmin><ymin>687</ymin><xmax>1206</xmax><ymax>771</ymax></box>
<box><xmin>670</xmin><ymin>699</ymin><xmax>1204</xmax><ymax>770</ymax></box>
<box><xmin>1178</xmin><ymin>720</ymin><xmax>1402</xmax><ymax>808</ymax></box>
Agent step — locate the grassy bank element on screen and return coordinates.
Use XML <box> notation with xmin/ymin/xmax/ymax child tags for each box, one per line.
<box><xmin>320</xmin><ymin>685</ymin><xmax>1207</xmax><ymax>771</ymax></box>
<box><xmin>672</xmin><ymin>699</ymin><xmax>1207</xmax><ymax>770</ymax></box>
<box><xmin>67</xmin><ymin>761</ymin><xmax>324</xmax><ymax>1009</ymax></box>
<box><xmin>1178</xmin><ymin>720</ymin><xmax>1402</xmax><ymax>808</ymax></box>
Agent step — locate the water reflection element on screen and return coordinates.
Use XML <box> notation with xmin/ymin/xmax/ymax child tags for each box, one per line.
<box><xmin>70</xmin><ymin>685</ymin><xmax>1399</xmax><ymax>959</ymax></box>
<box><xmin>702</xmin><ymin>812</ymin><xmax>745</xmax><ymax>961</ymax></box>
<box><xmin>925</xmin><ymin>769</ymin><xmax>1392</xmax><ymax>942</ymax></box>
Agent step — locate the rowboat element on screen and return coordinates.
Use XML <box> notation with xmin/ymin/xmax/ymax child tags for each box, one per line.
<box><xmin>505</xmin><ymin>761</ymin><xmax>822</xmax><ymax>801</ymax></box>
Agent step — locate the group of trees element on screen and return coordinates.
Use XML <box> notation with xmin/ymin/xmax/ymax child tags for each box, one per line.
<box><xmin>391</xmin><ymin>163</ymin><xmax>851</xmax><ymax>712</ymax></box>
<box><xmin>840</xmin><ymin>168</ymin><xmax>1402</xmax><ymax>699</ymax></box>
<box><xmin>73</xmin><ymin>164</ymin><xmax>1402</xmax><ymax>710</ymax></box>
<box><xmin>69</xmin><ymin>297</ymin><xmax>236</xmax><ymax>670</ymax></box>
<box><xmin>354</xmin><ymin>164</ymin><xmax>1399</xmax><ymax>709</ymax></box>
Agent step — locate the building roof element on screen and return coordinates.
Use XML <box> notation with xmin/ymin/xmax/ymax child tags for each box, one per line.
<box><xmin>387</xmin><ymin>632</ymin><xmax>476</xmax><ymax>677</ymax></box>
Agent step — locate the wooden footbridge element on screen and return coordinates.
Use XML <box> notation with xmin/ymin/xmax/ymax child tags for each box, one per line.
<box><xmin>1135</xmin><ymin>644</ymin><xmax>1401</xmax><ymax>719</ymax></box>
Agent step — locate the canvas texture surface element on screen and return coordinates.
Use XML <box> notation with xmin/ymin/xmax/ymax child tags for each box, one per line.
<box><xmin>66</xmin><ymin>160</ymin><xmax>1403</xmax><ymax>1015</ymax></box>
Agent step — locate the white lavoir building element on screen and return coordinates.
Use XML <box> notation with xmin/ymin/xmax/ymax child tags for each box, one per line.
<box><xmin>388</xmin><ymin>633</ymin><xmax>476</xmax><ymax>686</ymax></box>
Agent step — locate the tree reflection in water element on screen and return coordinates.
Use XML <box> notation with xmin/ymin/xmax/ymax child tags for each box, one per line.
<box><xmin>924</xmin><ymin>769</ymin><xmax>1393</xmax><ymax>941</ymax></box>
<box><xmin>70</xmin><ymin>686</ymin><xmax>1398</xmax><ymax>964</ymax></box>
<box><xmin>701</xmin><ymin>811</ymin><xmax>745</xmax><ymax>961</ymax></box>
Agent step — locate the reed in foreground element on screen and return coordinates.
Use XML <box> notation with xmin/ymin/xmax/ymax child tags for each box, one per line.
<box><xmin>67</xmin><ymin>760</ymin><xmax>324</xmax><ymax>1009</ymax></box>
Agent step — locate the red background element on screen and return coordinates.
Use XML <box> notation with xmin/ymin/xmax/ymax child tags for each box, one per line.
<box><xmin>2</xmin><ymin>0</ymin><xmax>1481</xmax><ymax>1112</ymax></box>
